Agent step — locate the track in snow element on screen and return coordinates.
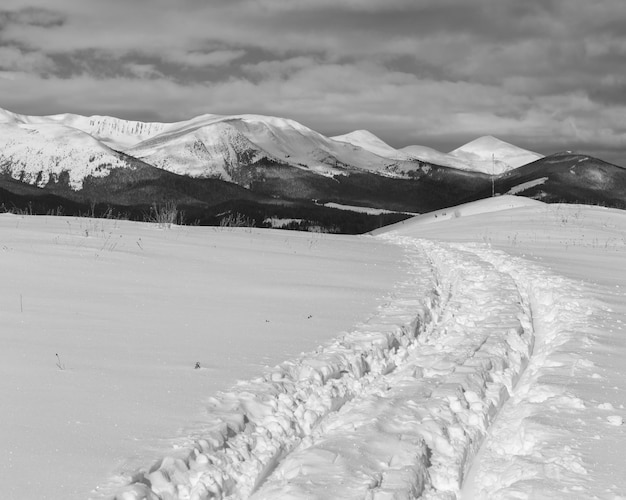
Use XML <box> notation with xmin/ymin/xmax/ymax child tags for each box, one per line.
<box><xmin>107</xmin><ymin>236</ymin><xmax>595</xmax><ymax>499</ymax></box>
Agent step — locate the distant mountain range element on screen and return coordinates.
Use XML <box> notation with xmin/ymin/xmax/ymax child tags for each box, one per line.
<box><xmin>0</xmin><ymin>107</ymin><xmax>624</xmax><ymax>232</ymax></box>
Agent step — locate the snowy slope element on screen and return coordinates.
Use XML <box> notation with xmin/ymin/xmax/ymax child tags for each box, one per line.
<box><xmin>449</xmin><ymin>135</ymin><xmax>543</xmax><ymax>174</ymax></box>
<box><xmin>0</xmin><ymin>122</ymin><xmax>136</xmax><ymax>189</ymax></box>
<box><xmin>125</xmin><ymin>121</ymin><xmax>272</xmax><ymax>182</ymax></box>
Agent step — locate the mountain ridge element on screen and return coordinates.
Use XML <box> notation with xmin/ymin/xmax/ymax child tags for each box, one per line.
<box><xmin>0</xmin><ymin>106</ymin><xmax>623</xmax><ymax>233</ymax></box>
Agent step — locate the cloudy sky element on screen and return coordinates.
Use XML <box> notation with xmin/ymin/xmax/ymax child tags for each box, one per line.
<box><xmin>1</xmin><ymin>0</ymin><xmax>626</xmax><ymax>163</ymax></box>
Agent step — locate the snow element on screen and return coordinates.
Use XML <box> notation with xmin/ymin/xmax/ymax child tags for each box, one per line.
<box><xmin>321</xmin><ymin>202</ymin><xmax>418</xmax><ymax>215</ymax></box>
<box><xmin>506</xmin><ymin>176</ymin><xmax>548</xmax><ymax>195</ymax></box>
<box><xmin>4</xmin><ymin>198</ymin><xmax>626</xmax><ymax>499</ymax></box>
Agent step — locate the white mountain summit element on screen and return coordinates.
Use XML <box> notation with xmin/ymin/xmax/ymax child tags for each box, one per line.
<box><xmin>332</xmin><ymin>130</ymin><xmax>543</xmax><ymax>174</ymax></box>
<box><xmin>449</xmin><ymin>135</ymin><xmax>543</xmax><ymax>175</ymax></box>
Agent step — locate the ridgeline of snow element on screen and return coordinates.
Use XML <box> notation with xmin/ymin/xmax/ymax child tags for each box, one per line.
<box><xmin>0</xmin><ymin>108</ymin><xmax>170</xmax><ymax>149</ymax></box>
<box><xmin>449</xmin><ymin>135</ymin><xmax>543</xmax><ymax>175</ymax></box>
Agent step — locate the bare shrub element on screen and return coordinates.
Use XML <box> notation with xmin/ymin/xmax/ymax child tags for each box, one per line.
<box><xmin>145</xmin><ymin>201</ymin><xmax>184</xmax><ymax>228</ymax></box>
<box><xmin>219</xmin><ymin>212</ymin><xmax>256</xmax><ymax>228</ymax></box>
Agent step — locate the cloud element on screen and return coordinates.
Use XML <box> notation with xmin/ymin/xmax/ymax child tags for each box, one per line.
<box><xmin>0</xmin><ymin>6</ymin><xmax>65</xmax><ymax>28</ymax></box>
<box><xmin>163</xmin><ymin>49</ymin><xmax>247</xmax><ymax>68</ymax></box>
<box><xmin>0</xmin><ymin>45</ymin><xmax>55</xmax><ymax>73</ymax></box>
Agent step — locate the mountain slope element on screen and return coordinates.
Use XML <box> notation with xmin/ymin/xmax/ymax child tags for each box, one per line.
<box><xmin>495</xmin><ymin>152</ymin><xmax>626</xmax><ymax>206</ymax></box>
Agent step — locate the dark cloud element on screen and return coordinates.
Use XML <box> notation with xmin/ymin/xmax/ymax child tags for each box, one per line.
<box><xmin>0</xmin><ymin>7</ymin><xmax>65</xmax><ymax>29</ymax></box>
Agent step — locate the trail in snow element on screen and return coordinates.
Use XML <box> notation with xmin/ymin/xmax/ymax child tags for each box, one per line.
<box><xmin>252</xmin><ymin>237</ymin><xmax>535</xmax><ymax>499</ymax></box>
<box><xmin>459</xmin><ymin>244</ymin><xmax>612</xmax><ymax>499</ymax></box>
<box><xmin>108</xmin><ymin>234</ymin><xmax>612</xmax><ymax>500</ymax></box>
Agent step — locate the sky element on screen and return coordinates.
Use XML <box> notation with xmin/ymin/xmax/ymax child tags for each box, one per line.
<box><xmin>1</xmin><ymin>0</ymin><xmax>626</xmax><ymax>164</ymax></box>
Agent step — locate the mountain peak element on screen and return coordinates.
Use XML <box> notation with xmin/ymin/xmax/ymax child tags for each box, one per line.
<box><xmin>449</xmin><ymin>135</ymin><xmax>543</xmax><ymax>174</ymax></box>
<box><xmin>451</xmin><ymin>135</ymin><xmax>518</xmax><ymax>154</ymax></box>
<box><xmin>331</xmin><ymin>130</ymin><xmax>402</xmax><ymax>159</ymax></box>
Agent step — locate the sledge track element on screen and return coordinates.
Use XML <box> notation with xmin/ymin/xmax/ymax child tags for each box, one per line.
<box><xmin>107</xmin><ymin>236</ymin><xmax>581</xmax><ymax>499</ymax></box>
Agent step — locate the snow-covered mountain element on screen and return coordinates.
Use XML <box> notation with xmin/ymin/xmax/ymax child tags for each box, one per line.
<box><xmin>0</xmin><ymin>122</ymin><xmax>139</xmax><ymax>190</ymax></box>
<box><xmin>0</xmin><ymin>109</ymin><xmax>429</xmax><ymax>188</ymax></box>
<box><xmin>0</xmin><ymin>106</ymin><xmax>544</xmax><ymax>194</ymax></box>
<box><xmin>332</xmin><ymin>131</ymin><xmax>543</xmax><ymax>174</ymax></box>
<box><xmin>126</xmin><ymin>115</ymin><xmax>431</xmax><ymax>181</ymax></box>
<box><xmin>449</xmin><ymin>135</ymin><xmax>543</xmax><ymax>175</ymax></box>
